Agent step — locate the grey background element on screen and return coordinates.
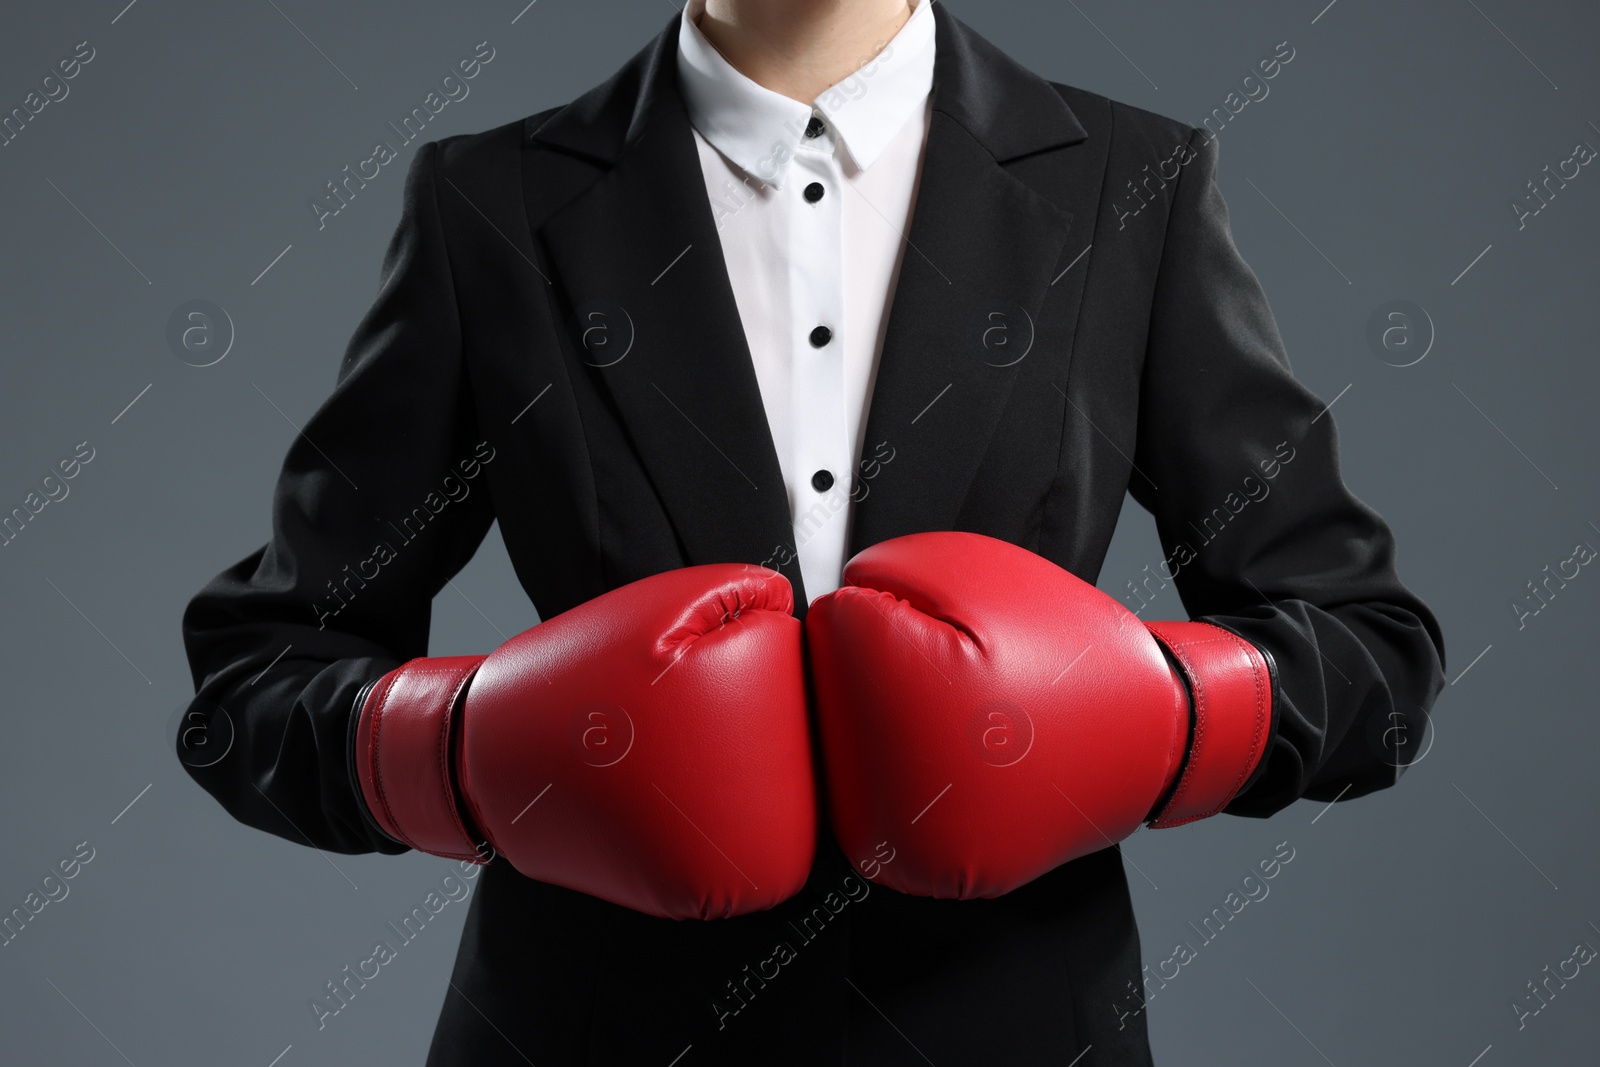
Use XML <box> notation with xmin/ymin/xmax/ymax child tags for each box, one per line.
<box><xmin>0</xmin><ymin>0</ymin><xmax>1595</xmax><ymax>1063</ymax></box>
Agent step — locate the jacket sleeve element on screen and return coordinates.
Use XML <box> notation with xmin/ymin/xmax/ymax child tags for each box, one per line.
<box><xmin>1127</xmin><ymin>126</ymin><xmax>1447</xmax><ymax>816</ymax></box>
<box><xmin>178</xmin><ymin>140</ymin><xmax>497</xmax><ymax>854</ymax></box>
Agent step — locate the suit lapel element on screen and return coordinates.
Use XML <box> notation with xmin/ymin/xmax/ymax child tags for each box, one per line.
<box><xmin>848</xmin><ymin>3</ymin><xmax>1089</xmax><ymax>554</ymax></box>
<box><xmin>529</xmin><ymin>18</ymin><xmax>807</xmax><ymax>600</ymax></box>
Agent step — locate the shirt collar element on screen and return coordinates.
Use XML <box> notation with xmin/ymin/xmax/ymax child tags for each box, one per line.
<box><xmin>676</xmin><ymin>0</ymin><xmax>936</xmax><ymax>187</ymax></box>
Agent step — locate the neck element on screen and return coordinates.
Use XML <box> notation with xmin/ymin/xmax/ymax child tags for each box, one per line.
<box><xmin>696</xmin><ymin>0</ymin><xmax>914</xmax><ymax>104</ymax></box>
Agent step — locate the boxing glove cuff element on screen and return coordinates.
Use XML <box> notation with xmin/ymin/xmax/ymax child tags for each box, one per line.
<box><xmin>353</xmin><ymin>656</ymin><xmax>487</xmax><ymax>862</ymax></box>
<box><xmin>1144</xmin><ymin>621</ymin><xmax>1274</xmax><ymax>829</ymax></box>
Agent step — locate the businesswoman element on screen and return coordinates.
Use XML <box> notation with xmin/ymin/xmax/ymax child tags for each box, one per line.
<box><xmin>179</xmin><ymin>1</ymin><xmax>1445</xmax><ymax>1062</ymax></box>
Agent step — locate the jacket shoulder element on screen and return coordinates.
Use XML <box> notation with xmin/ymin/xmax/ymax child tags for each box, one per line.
<box><xmin>424</xmin><ymin>108</ymin><xmax>563</xmax><ymax>179</ymax></box>
<box><xmin>1046</xmin><ymin>81</ymin><xmax>1200</xmax><ymax>152</ymax></box>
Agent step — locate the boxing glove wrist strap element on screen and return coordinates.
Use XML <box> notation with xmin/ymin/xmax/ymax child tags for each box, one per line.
<box><xmin>353</xmin><ymin>656</ymin><xmax>487</xmax><ymax>862</ymax></box>
<box><xmin>1144</xmin><ymin>621</ymin><xmax>1273</xmax><ymax>829</ymax></box>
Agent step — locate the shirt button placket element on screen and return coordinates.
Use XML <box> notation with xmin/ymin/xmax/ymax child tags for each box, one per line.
<box><xmin>790</xmin><ymin>116</ymin><xmax>849</xmax><ymax>599</ymax></box>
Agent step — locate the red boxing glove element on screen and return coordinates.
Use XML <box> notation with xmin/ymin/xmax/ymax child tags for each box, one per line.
<box><xmin>806</xmin><ymin>532</ymin><xmax>1271</xmax><ymax>900</ymax></box>
<box><xmin>353</xmin><ymin>564</ymin><xmax>817</xmax><ymax>920</ymax></box>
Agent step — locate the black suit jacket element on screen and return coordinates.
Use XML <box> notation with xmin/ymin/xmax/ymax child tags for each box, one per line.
<box><xmin>179</xmin><ymin>5</ymin><xmax>1446</xmax><ymax>1064</ymax></box>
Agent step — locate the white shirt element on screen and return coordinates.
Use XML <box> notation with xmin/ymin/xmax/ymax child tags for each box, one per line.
<box><xmin>676</xmin><ymin>0</ymin><xmax>936</xmax><ymax>600</ymax></box>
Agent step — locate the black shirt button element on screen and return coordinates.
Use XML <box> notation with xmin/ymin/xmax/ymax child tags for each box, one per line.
<box><xmin>804</xmin><ymin>182</ymin><xmax>825</xmax><ymax>203</ymax></box>
<box><xmin>804</xmin><ymin>115</ymin><xmax>826</xmax><ymax>138</ymax></box>
<box><xmin>809</xmin><ymin>325</ymin><xmax>832</xmax><ymax>347</ymax></box>
<box><xmin>811</xmin><ymin>469</ymin><xmax>835</xmax><ymax>492</ymax></box>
